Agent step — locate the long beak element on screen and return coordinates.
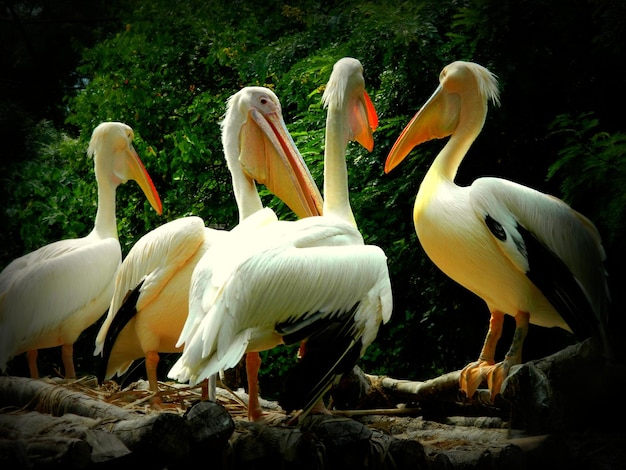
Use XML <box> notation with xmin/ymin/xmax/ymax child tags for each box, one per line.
<box><xmin>126</xmin><ymin>147</ymin><xmax>163</xmax><ymax>215</ymax></box>
<box><xmin>239</xmin><ymin>109</ymin><xmax>323</xmax><ymax>218</ymax></box>
<box><xmin>384</xmin><ymin>84</ymin><xmax>460</xmax><ymax>173</ymax></box>
<box><xmin>351</xmin><ymin>90</ymin><xmax>379</xmax><ymax>152</ymax></box>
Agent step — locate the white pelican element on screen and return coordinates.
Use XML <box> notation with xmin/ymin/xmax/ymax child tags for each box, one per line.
<box><xmin>168</xmin><ymin>57</ymin><xmax>392</xmax><ymax>423</ymax></box>
<box><xmin>384</xmin><ymin>61</ymin><xmax>611</xmax><ymax>401</ymax></box>
<box><xmin>94</xmin><ymin>87</ymin><xmax>323</xmax><ymax>412</ymax></box>
<box><xmin>0</xmin><ymin>122</ymin><xmax>162</xmax><ymax>379</ymax></box>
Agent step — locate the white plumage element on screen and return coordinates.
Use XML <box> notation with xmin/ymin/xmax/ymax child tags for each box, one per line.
<box><xmin>169</xmin><ymin>57</ymin><xmax>392</xmax><ymax>422</ymax></box>
<box><xmin>94</xmin><ymin>87</ymin><xmax>323</xmax><ymax>411</ymax></box>
<box><xmin>385</xmin><ymin>61</ymin><xmax>610</xmax><ymax>400</ymax></box>
<box><xmin>93</xmin><ymin>217</ymin><xmax>225</xmax><ymax>393</ymax></box>
<box><xmin>173</xmin><ymin>212</ymin><xmax>389</xmax><ymax>380</ymax></box>
<box><xmin>0</xmin><ymin>122</ymin><xmax>162</xmax><ymax>379</ymax></box>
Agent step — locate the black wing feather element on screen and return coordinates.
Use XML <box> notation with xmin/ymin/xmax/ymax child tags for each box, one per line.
<box><xmin>516</xmin><ymin>223</ymin><xmax>600</xmax><ymax>340</ymax></box>
<box><xmin>97</xmin><ymin>279</ymin><xmax>144</xmax><ymax>383</ymax></box>
<box><xmin>278</xmin><ymin>303</ymin><xmax>363</xmax><ymax>415</ymax></box>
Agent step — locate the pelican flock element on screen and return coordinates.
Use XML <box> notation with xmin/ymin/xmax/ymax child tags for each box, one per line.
<box><xmin>3</xmin><ymin>56</ymin><xmax>607</xmax><ymax>432</ymax></box>
<box><xmin>385</xmin><ymin>61</ymin><xmax>611</xmax><ymax>401</ymax></box>
<box><xmin>168</xmin><ymin>57</ymin><xmax>392</xmax><ymax>423</ymax></box>
<box><xmin>0</xmin><ymin>122</ymin><xmax>162</xmax><ymax>380</ymax></box>
<box><xmin>94</xmin><ymin>86</ymin><xmax>323</xmax><ymax>412</ymax></box>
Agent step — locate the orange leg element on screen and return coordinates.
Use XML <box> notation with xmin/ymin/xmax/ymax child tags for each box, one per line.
<box><xmin>486</xmin><ymin>310</ymin><xmax>530</xmax><ymax>398</ymax></box>
<box><xmin>297</xmin><ymin>341</ymin><xmax>306</xmax><ymax>359</ymax></box>
<box><xmin>200</xmin><ymin>375</ymin><xmax>217</xmax><ymax>402</ymax></box>
<box><xmin>459</xmin><ymin>310</ymin><xmax>504</xmax><ymax>399</ymax></box>
<box><xmin>145</xmin><ymin>350</ymin><xmax>167</xmax><ymax>408</ymax></box>
<box><xmin>246</xmin><ymin>352</ymin><xmax>264</xmax><ymax>421</ymax></box>
<box><xmin>61</xmin><ymin>343</ymin><xmax>76</xmax><ymax>379</ymax></box>
<box><xmin>27</xmin><ymin>350</ymin><xmax>39</xmax><ymax>379</ymax></box>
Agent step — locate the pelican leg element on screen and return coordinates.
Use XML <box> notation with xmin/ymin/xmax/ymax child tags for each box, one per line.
<box><xmin>486</xmin><ymin>310</ymin><xmax>529</xmax><ymax>400</ymax></box>
<box><xmin>206</xmin><ymin>375</ymin><xmax>217</xmax><ymax>401</ymax></box>
<box><xmin>27</xmin><ymin>350</ymin><xmax>39</xmax><ymax>379</ymax></box>
<box><xmin>246</xmin><ymin>352</ymin><xmax>264</xmax><ymax>421</ymax></box>
<box><xmin>61</xmin><ymin>343</ymin><xmax>76</xmax><ymax>379</ymax></box>
<box><xmin>459</xmin><ymin>310</ymin><xmax>504</xmax><ymax>400</ymax></box>
<box><xmin>297</xmin><ymin>341</ymin><xmax>306</xmax><ymax>359</ymax></box>
<box><xmin>144</xmin><ymin>350</ymin><xmax>166</xmax><ymax>408</ymax></box>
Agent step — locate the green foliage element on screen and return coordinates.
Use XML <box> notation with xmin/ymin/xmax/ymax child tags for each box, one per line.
<box><xmin>258</xmin><ymin>344</ymin><xmax>300</xmax><ymax>400</ymax></box>
<box><xmin>0</xmin><ymin>121</ymin><xmax>92</xmax><ymax>262</ymax></box>
<box><xmin>547</xmin><ymin>112</ymin><xmax>626</xmax><ymax>248</ymax></box>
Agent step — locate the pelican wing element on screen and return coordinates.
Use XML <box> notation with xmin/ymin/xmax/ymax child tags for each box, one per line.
<box><xmin>469</xmin><ymin>177</ymin><xmax>609</xmax><ymax>338</ymax></box>
<box><xmin>169</xmin><ymin>216</ymin><xmax>392</xmax><ymax>386</ymax></box>
<box><xmin>174</xmin><ymin>208</ymin><xmax>280</xmax><ymax>349</ymax></box>
<box><xmin>0</xmin><ymin>237</ymin><xmax>120</xmax><ymax>368</ymax></box>
<box><xmin>94</xmin><ymin>216</ymin><xmax>207</xmax><ymax>355</ymax></box>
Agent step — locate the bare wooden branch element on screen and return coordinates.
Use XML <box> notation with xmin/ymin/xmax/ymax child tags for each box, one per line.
<box><xmin>0</xmin><ymin>337</ymin><xmax>623</xmax><ymax>470</ymax></box>
<box><xmin>0</xmin><ymin>436</ymin><xmax>92</xmax><ymax>469</ymax></box>
<box><xmin>0</xmin><ymin>376</ymin><xmax>138</xmax><ymax>420</ymax></box>
<box><xmin>185</xmin><ymin>400</ymin><xmax>235</xmax><ymax>450</ymax></box>
<box><xmin>368</xmin><ymin>370</ymin><xmax>463</xmax><ymax>402</ymax></box>
<box><xmin>332</xmin><ymin>366</ymin><xmax>504</xmax><ymax>421</ymax></box>
<box><xmin>501</xmin><ymin>337</ymin><xmax>626</xmax><ymax>432</ymax></box>
<box><xmin>0</xmin><ymin>410</ymin><xmax>129</xmax><ymax>467</ymax></box>
<box><xmin>0</xmin><ymin>376</ymin><xmax>190</xmax><ymax>460</ymax></box>
<box><xmin>356</xmin><ymin>414</ymin><xmax>528</xmax><ymax>469</ymax></box>
<box><xmin>336</xmin><ymin>337</ymin><xmax>625</xmax><ymax>429</ymax></box>
<box><xmin>230</xmin><ymin>414</ymin><xmax>429</xmax><ymax>469</ymax></box>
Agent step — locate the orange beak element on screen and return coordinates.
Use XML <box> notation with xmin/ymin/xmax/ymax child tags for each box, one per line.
<box><xmin>385</xmin><ymin>84</ymin><xmax>460</xmax><ymax>174</ymax></box>
<box><xmin>125</xmin><ymin>146</ymin><xmax>163</xmax><ymax>215</ymax></box>
<box><xmin>350</xmin><ymin>89</ymin><xmax>379</xmax><ymax>152</ymax></box>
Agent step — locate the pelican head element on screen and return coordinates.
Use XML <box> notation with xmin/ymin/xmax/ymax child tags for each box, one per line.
<box><xmin>88</xmin><ymin>122</ymin><xmax>162</xmax><ymax>215</ymax></box>
<box><xmin>322</xmin><ymin>57</ymin><xmax>378</xmax><ymax>152</ymax></box>
<box><xmin>385</xmin><ymin>61</ymin><xmax>500</xmax><ymax>174</ymax></box>
<box><xmin>222</xmin><ymin>86</ymin><xmax>323</xmax><ymax>219</ymax></box>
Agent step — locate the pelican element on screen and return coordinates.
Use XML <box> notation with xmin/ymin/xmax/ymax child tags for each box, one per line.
<box><xmin>384</xmin><ymin>61</ymin><xmax>611</xmax><ymax>401</ymax></box>
<box><xmin>94</xmin><ymin>87</ymin><xmax>323</xmax><ymax>412</ymax></box>
<box><xmin>168</xmin><ymin>57</ymin><xmax>392</xmax><ymax>423</ymax></box>
<box><xmin>0</xmin><ymin>122</ymin><xmax>162</xmax><ymax>379</ymax></box>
